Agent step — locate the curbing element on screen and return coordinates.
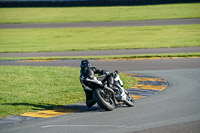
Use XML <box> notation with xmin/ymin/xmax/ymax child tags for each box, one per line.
<box><xmin>0</xmin><ymin>73</ymin><xmax>168</xmax><ymax>126</ymax></box>
<box><xmin>125</xmin><ymin>73</ymin><xmax>168</xmax><ymax>99</ymax></box>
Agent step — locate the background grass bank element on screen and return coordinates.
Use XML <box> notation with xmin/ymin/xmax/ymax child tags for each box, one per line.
<box><xmin>0</xmin><ymin>3</ymin><xmax>199</xmax><ymax>24</ymax></box>
<box><xmin>0</xmin><ymin>65</ymin><xmax>137</xmax><ymax>118</ymax></box>
<box><xmin>0</xmin><ymin>24</ymin><xmax>199</xmax><ymax>53</ymax></box>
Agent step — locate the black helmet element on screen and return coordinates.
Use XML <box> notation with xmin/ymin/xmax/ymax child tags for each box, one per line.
<box><xmin>80</xmin><ymin>59</ymin><xmax>91</xmax><ymax>68</ymax></box>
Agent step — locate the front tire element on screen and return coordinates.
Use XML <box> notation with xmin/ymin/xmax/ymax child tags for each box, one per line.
<box><xmin>93</xmin><ymin>89</ymin><xmax>115</xmax><ymax>111</ymax></box>
<box><xmin>124</xmin><ymin>92</ymin><xmax>134</xmax><ymax>107</ymax></box>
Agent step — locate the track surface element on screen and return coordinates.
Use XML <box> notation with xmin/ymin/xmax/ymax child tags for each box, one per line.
<box><xmin>0</xmin><ymin>68</ymin><xmax>200</xmax><ymax>133</ymax></box>
<box><xmin>0</xmin><ymin>18</ymin><xmax>199</xmax><ymax>29</ymax></box>
<box><xmin>0</xmin><ymin>55</ymin><xmax>200</xmax><ymax>133</ymax></box>
<box><xmin>1</xmin><ymin>58</ymin><xmax>200</xmax><ymax>71</ymax></box>
<box><xmin>0</xmin><ymin>57</ymin><xmax>200</xmax><ymax>133</ymax></box>
<box><xmin>0</xmin><ymin>47</ymin><xmax>199</xmax><ymax>57</ymax></box>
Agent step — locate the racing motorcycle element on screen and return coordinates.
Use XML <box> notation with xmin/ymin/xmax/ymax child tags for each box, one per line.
<box><xmin>80</xmin><ymin>71</ymin><xmax>134</xmax><ymax>111</ymax></box>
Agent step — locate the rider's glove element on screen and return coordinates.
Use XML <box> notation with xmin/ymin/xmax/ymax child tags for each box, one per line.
<box><xmin>104</xmin><ymin>71</ymin><xmax>110</xmax><ymax>76</ymax></box>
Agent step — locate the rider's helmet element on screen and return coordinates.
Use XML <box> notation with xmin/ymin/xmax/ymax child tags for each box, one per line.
<box><xmin>80</xmin><ymin>59</ymin><xmax>91</xmax><ymax>68</ymax></box>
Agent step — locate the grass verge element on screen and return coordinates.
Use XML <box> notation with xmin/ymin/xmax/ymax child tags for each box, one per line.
<box><xmin>0</xmin><ymin>24</ymin><xmax>200</xmax><ymax>53</ymax></box>
<box><xmin>0</xmin><ymin>65</ymin><xmax>137</xmax><ymax>118</ymax></box>
<box><xmin>0</xmin><ymin>53</ymin><xmax>199</xmax><ymax>61</ymax></box>
<box><xmin>0</xmin><ymin>3</ymin><xmax>199</xmax><ymax>24</ymax></box>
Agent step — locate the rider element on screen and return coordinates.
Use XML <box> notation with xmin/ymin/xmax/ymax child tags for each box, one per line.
<box><xmin>80</xmin><ymin>59</ymin><xmax>115</xmax><ymax>108</ymax></box>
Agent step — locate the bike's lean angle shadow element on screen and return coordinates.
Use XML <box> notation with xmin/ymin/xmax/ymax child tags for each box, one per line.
<box><xmin>19</xmin><ymin>73</ymin><xmax>168</xmax><ymax>118</ymax></box>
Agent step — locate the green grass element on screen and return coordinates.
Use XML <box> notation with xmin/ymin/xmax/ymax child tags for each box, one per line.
<box><xmin>0</xmin><ymin>24</ymin><xmax>199</xmax><ymax>53</ymax></box>
<box><xmin>0</xmin><ymin>3</ymin><xmax>199</xmax><ymax>24</ymax></box>
<box><xmin>0</xmin><ymin>65</ymin><xmax>137</xmax><ymax>118</ymax></box>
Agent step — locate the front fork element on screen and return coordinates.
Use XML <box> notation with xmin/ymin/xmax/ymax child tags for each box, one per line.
<box><xmin>115</xmin><ymin>87</ymin><xmax>128</xmax><ymax>103</ymax></box>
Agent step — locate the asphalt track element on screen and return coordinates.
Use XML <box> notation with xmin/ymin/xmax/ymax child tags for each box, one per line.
<box><xmin>0</xmin><ymin>47</ymin><xmax>200</xmax><ymax>57</ymax></box>
<box><xmin>0</xmin><ymin>68</ymin><xmax>200</xmax><ymax>133</ymax></box>
<box><xmin>0</xmin><ymin>57</ymin><xmax>200</xmax><ymax>71</ymax></box>
<box><xmin>0</xmin><ymin>18</ymin><xmax>200</xmax><ymax>29</ymax></box>
<box><xmin>0</xmin><ymin>57</ymin><xmax>200</xmax><ymax>133</ymax></box>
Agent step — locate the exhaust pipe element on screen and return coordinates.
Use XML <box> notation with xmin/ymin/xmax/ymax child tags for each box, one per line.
<box><xmin>104</xmin><ymin>86</ymin><xmax>119</xmax><ymax>105</ymax></box>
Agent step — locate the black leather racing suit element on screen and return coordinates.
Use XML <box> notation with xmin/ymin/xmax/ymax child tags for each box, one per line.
<box><xmin>80</xmin><ymin>66</ymin><xmax>113</xmax><ymax>108</ymax></box>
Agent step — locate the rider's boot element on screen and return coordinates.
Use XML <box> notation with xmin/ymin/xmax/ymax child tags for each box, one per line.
<box><xmin>86</xmin><ymin>100</ymin><xmax>96</xmax><ymax>108</ymax></box>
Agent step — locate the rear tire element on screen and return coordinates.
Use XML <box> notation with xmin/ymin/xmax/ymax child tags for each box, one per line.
<box><xmin>93</xmin><ymin>89</ymin><xmax>115</xmax><ymax>111</ymax></box>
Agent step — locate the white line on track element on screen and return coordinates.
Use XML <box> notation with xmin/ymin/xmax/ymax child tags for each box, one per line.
<box><xmin>41</xmin><ymin>114</ymin><xmax>200</xmax><ymax>130</ymax></box>
<box><xmin>41</xmin><ymin>124</ymin><xmax>127</xmax><ymax>128</ymax></box>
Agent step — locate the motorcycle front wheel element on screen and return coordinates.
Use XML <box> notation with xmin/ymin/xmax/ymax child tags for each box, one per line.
<box><xmin>93</xmin><ymin>88</ymin><xmax>115</xmax><ymax>111</ymax></box>
<box><xmin>124</xmin><ymin>91</ymin><xmax>135</xmax><ymax>107</ymax></box>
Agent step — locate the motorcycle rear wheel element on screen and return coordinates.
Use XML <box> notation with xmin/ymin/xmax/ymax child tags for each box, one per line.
<box><xmin>93</xmin><ymin>89</ymin><xmax>115</xmax><ymax>111</ymax></box>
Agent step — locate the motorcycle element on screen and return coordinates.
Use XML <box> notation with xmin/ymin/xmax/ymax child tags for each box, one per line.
<box><xmin>80</xmin><ymin>71</ymin><xmax>134</xmax><ymax>111</ymax></box>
